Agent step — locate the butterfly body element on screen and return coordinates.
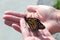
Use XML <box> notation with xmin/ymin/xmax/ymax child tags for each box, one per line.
<box><xmin>24</xmin><ymin>17</ymin><xmax>45</xmax><ymax>32</ymax></box>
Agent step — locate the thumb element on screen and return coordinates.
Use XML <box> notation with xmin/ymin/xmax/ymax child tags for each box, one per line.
<box><xmin>27</xmin><ymin>5</ymin><xmax>38</xmax><ymax>12</ymax></box>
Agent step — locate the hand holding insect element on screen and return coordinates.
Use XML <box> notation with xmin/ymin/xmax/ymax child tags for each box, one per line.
<box><xmin>3</xmin><ymin>5</ymin><xmax>60</xmax><ymax>34</ymax></box>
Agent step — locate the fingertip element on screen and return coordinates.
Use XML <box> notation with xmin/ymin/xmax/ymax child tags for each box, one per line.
<box><xmin>3</xmin><ymin>15</ymin><xmax>11</xmax><ymax>19</ymax></box>
<box><xmin>4</xmin><ymin>20</ymin><xmax>12</xmax><ymax>26</ymax></box>
<box><xmin>4</xmin><ymin>11</ymin><xmax>18</xmax><ymax>15</ymax></box>
<box><xmin>3</xmin><ymin>15</ymin><xmax>6</xmax><ymax>19</ymax></box>
<box><xmin>4</xmin><ymin>11</ymin><xmax>13</xmax><ymax>14</ymax></box>
<box><xmin>27</xmin><ymin>5</ymin><xmax>37</xmax><ymax>12</ymax></box>
<box><xmin>3</xmin><ymin>15</ymin><xmax>8</xmax><ymax>19</ymax></box>
<box><xmin>12</xmin><ymin>23</ymin><xmax>16</xmax><ymax>26</ymax></box>
<box><xmin>12</xmin><ymin>23</ymin><xmax>20</xmax><ymax>28</ymax></box>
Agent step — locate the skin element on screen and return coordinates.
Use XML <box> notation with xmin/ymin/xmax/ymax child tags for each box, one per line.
<box><xmin>3</xmin><ymin>5</ymin><xmax>60</xmax><ymax>40</ymax></box>
<box><xmin>20</xmin><ymin>18</ymin><xmax>55</xmax><ymax>40</ymax></box>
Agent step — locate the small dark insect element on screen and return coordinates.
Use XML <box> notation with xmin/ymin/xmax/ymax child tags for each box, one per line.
<box><xmin>24</xmin><ymin>17</ymin><xmax>45</xmax><ymax>32</ymax></box>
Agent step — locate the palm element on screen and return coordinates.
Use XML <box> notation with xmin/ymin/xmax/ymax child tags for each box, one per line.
<box><xmin>24</xmin><ymin>31</ymin><xmax>49</xmax><ymax>40</ymax></box>
<box><xmin>36</xmin><ymin>7</ymin><xmax>57</xmax><ymax>29</ymax></box>
<box><xmin>38</xmin><ymin>11</ymin><xmax>57</xmax><ymax>34</ymax></box>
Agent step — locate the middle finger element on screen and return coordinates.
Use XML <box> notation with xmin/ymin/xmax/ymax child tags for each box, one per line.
<box><xmin>3</xmin><ymin>15</ymin><xmax>20</xmax><ymax>23</ymax></box>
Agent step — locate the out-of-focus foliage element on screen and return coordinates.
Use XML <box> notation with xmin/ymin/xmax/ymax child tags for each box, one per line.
<box><xmin>53</xmin><ymin>0</ymin><xmax>60</xmax><ymax>9</ymax></box>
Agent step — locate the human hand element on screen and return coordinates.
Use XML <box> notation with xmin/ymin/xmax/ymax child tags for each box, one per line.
<box><xmin>26</xmin><ymin>5</ymin><xmax>60</xmax><ymax>34</ymax></box>
<box><xmin>3</xmin><ymin>5</ymin><xmax>60</xmax><ymax>34</ymax></box>
<box><xmin>20</xmin><ymin>18</ymin><xmax>56</xmax><ymax>40</ymax></box>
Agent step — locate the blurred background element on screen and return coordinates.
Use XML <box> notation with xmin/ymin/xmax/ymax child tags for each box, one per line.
<box><xmin>0</xmin><ymin>0</ymin><xmax>60</xmax><ymax>40</ymax></box>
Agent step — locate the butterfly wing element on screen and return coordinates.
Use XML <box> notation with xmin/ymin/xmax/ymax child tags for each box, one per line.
<box><xmin>36</xmin><ymin>19</ymin><xmax>45</xmax><ymax>29</ymax></box>
<box><xmin>24</xmin><ymin>17</ymin><xmax>45</xmax><ymax>32</ymax></box>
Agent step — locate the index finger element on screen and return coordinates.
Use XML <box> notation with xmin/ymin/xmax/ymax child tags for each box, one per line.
<box><xmin>4</xmin><ymin>11</ymin><xmax>27</xmax><ymax>17</ymax></box>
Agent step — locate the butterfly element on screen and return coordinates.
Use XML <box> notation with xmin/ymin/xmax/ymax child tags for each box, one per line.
<box><xmin>24</xmin><ymin>17</ymin><xmax>45</xmax><ymax>32</ymax></box>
